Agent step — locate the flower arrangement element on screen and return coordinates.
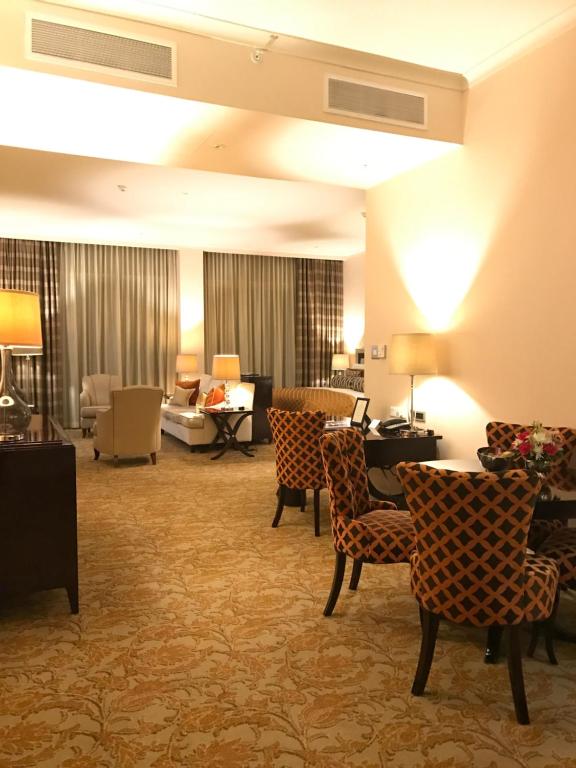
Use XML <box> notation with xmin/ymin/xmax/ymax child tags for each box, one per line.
<box><xmin>512</xmin><ymin>421</ymin><xmax>564</xmax><ymax>468</ymax></box>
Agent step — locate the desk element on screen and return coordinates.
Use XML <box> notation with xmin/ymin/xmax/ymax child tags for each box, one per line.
<box><xmin>201</xmin><ymin>408</ymin><xmax>255</xmax><ymax>460</ymax></box>
<box><xmin>0</xmin><ymin>416</ymin><xmax>78</xmax><ymax>612</ymax></box>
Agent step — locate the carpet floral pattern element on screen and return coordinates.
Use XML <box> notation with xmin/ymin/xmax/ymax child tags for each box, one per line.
<box><xmin>0</xmin><ymin>433</ymin><xmax>575</xmax><ymax>767</ymax></box>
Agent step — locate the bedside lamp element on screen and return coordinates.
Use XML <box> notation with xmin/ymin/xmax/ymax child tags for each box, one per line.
<box><xmin>212</xmin><ymin>354</ymin><xmax>241</xmax><ymax>408</ymax></box>
<box><xmin>0</xmin><ymin>289</ymin><xmax>42</xmax><ymax>441</ymax></box>
<box><xmin>389</xmin><ymin>333</ymin><xmax>437</xmax><ymax>432</ymax></box>
<box><xmin>331</xmin><ymin>353</ymin><xmax>349</xmax><ymax>373</ymax></box>
<box><xmin>176</xmin><ymin>353</ymin><xmax>199</xmax><ymax>380</ymax></box>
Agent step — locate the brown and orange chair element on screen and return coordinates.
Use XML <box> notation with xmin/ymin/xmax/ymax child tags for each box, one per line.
<box><xmin>486</xmin><ymin>421</ymin><xmax>576</xmax><ymax>548</ymax></box>
<box><xmin>267</xmin><ymin>407</ymin><xmax>327</xmax><ymax>536</ymax></box>
<box><xmin>397</xmin><ymin>461</ymin><xmax>559</xmax><ymax>725</ymax></box>
<box><xmin>319</xmin><ymin>428</ymin><xmax>415</xmax><ymax>616</ymax></box>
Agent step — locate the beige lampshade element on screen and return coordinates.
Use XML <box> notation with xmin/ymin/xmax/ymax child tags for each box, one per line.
<box><xmin>0</xmin><ymin>290</ymin><xmax>42</xmax><ymax>347</ymax></box>
<box><xmin>389</xmin><ymin>333</ymin><xmax>437</xmax><ymax>375</ymax></box>
<box><xmin>212</xmin><ymin>354</ymin><xmax>241</xmax><ymax>380</ymax></box>
<box><xmin>176</xmin><ymin>353</ymin><xmax>198</xmax><ymax>374</ymax></box>
<box><xmin>331</xmin><ymin>353</ymin><xmax>349</xmax><ymax>371</ymax></box>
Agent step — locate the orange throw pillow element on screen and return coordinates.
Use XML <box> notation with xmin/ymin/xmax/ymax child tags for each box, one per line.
<box><xmin>176</xmin><ymin>378</ymin><xmax>200</xmax><ymax>405</ymax></box>
<box><xmin>205</xmin><ymin>385</ymin><xmax>225</xmax><ymax>407</ymax></box>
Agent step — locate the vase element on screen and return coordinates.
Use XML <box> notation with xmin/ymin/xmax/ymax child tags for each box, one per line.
<box><xmin>524</xmin><ymin>458</ymin><xmax>553</xmax><ymax>502</ymax></box>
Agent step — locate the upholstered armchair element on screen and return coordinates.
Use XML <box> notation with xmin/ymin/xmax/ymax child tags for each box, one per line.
<box><xmin>397</xmin><ymin>461</ymin><xmax>559</xmax><ymax>725</ymax></box>
<box><xmin>80</xmin><ymin>373</ymin><xmax>122</xmax><ymax>436</ymax></box>
<box><xmin>94</xmin><ymin>386</ymin><xmax>163</xmax><ymax>466</ymax></box>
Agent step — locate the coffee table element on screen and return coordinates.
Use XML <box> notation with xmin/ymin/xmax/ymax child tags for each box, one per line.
<box><xmin>200</xmin><ymin>407</ymin><xmax>255</xmax><ymax>460</ymax></box>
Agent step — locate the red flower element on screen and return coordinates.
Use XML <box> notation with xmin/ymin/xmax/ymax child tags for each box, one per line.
<box><xmin>517</xmin><ymin>442</ymin><xmax>530</xmax><ymax>456</ymax></box>
<box><xmin>543</xmin><ymin>443</ymin><xmax>558</xmax><ymax>455</ymax></box>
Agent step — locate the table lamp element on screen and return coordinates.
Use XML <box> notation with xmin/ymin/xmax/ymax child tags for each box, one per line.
<box><xmin>331</xmin><ymin>353</ymin><xmax>349</xmax><ymax>373</ymax></box>
<box><xmin>389</xmin><ymin>333</ymin><xmax>437</xmax><ymax>432</ymax></box>
<box><xmin>0</xmin><ymin>289</ymin><xmax>42</xmax><ymax>441</ymax></box>
<box><xmin>212</xmin><ymin>354</ymin><xmax>241</xmax><ymax>408</ymax></box>
<box><xmin>176</xmin><ymin>353</ymin><xmax>199</xmax><ymax>380</ymax></box>
<box><xmin>11</xmin><ymin>345</ymin><xmax>43</xmax><ymax>406</ymax></box>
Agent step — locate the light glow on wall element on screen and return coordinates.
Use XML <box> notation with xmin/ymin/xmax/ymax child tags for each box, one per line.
<box><xmin>395</xmin><ymin>231</ymin><xmax>484</xmax><ymax>331</ymax></box>
<box><xmin>343</xmin><ymin>311</ymin><xmax>364</xmax><ymax>354</ymax></box>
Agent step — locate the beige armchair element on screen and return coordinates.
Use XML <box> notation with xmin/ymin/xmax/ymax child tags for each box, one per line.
<box><xmin>94</xmin><ymin>386</ymin><xmax>163</xmax><ymax>466</ymax></box>
<box><xmin>80</xmin><ymin>373</ymin><xmax>122</xmax><ymax>436</ymax></box>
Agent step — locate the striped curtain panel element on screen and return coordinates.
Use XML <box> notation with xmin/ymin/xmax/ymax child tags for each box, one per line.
<box><xmin>0</xmin><ymin>238</ymin><xmax>63</xmax><ymax>421</ymax></box>
<box><xmin>295</xmin><ymin>259</ymin><xmax>343</xmax><ymax>387</ymax></box>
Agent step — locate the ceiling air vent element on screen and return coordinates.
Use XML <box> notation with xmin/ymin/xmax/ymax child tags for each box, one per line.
<box><xmin>28</xmin><ymin>16</ymin><xmax>176</xmax><ymax>84</ymax></box>
<box><xmin>325</xmin><ymin>75</ymin><xmax>426</xmax><ymax>129</ymax></box>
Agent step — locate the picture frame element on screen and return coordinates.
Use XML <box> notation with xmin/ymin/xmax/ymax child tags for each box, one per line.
<box><xmin>350</xmin><ymin>396</ymin><xmax>371</xmax><ymax>434</ymax></box>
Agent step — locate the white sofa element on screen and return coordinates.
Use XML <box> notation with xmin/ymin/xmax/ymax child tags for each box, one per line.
<box><xmin>160</xmin><ymin>374</ymin><xmax>255</xmax><ymax>450</ymax></box>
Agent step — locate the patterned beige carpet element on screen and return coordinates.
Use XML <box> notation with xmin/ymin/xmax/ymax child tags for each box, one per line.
<box><xmin>1</xmin><ymin>432</ymin><xmax>576</xmax><ymax>767</ymax></box>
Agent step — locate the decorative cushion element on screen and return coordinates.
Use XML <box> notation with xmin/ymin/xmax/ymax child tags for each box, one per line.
<box><xmin>345</xmin><ymin>368</ymin><xmax>364</xmax><ymax>377</ymax></box>
<box><xmin>330</xmin><ymin>375</ymin><xmax>364</xmax><ymax>392</ymax></box>
<box><xmin>175</xmin><ymin>378</ymin><xmax>200</xmax><ymax>405</ymax></box>
<box><xmin>172</xmin><ymin>386</ymin><xmax>193</xmax><ymax>406</ymax></box>
<box><xmin>205</xmin><ymin>385</ymin><xmax>225</xmax><ymax>407</ymax></box>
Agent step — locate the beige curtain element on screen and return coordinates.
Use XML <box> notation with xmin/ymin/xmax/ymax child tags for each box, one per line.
<box><xmin>203</xmin><ymin>252</ymin><xmax>296</xmax><ymax>386</ymax></box>
<box><xmin>60</xmin><ymin>243</ymin><xmax>179</xmax><ymax>428</ymax></box>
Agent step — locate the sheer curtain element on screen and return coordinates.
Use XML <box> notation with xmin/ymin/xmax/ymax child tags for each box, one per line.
<box><xmin>0</xmin><ymin>238</ymin><xmax>63</xmax><ymax>421</ymax></box>
<box><xmin>203</xmin><ymin>252</ymin><xmax>296</xmax><ymax>386</ymax></box>
<box><xmin>60</xmin><ymin>244</ymin><xmax>179</xmax><ymax>428</ymax></box>
<box><xmin>295</xmin><ymin>258</ymin><xmax>343</xmax><ymax>387</ymax></box>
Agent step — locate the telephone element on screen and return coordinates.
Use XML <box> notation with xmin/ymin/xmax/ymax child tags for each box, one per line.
<box><xmin>377</xmin><ymin>416</ymin><xmax>410</xmax><ymax>435</ymax></box>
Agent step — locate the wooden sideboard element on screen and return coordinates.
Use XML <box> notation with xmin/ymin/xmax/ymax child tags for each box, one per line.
<box><xmin>0</xmin><ymin>415</ymin><xmax>78</xmax><ymax>612</ymax></box>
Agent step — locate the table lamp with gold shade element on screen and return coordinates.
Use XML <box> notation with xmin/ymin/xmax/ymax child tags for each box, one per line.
<box><xmin>212</xmin><ymin>354</ymin><xmax>241</xmax><ymax>409</ymax></box>
<box><xmin>0</xmin><ymin>289</ymin><xmax>43</xmax><ymax>440</ymax></box>
<box><xmin>176</xmin><ymin>353</ymin><xmax>199</xmax><ymax>380</ymax></box>
<box><xmin>389</xmin><ymin>333</ymin><xmax>437</xmax><ymax>433</ymax></box>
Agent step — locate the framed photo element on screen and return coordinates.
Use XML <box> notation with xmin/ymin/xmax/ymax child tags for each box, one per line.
<box><xmin>350</xmin><ymin>397</ymin><xmax>371</xmax><ymax>434</ymax></box>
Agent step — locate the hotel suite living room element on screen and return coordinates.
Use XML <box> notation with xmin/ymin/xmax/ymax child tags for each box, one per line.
<box><xmin>1</xmin><ymin>1</ymin><xmax>576</xmax><ymax>766</ymax></box>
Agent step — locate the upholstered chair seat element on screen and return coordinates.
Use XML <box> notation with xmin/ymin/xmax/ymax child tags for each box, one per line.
<box><xmin>319</xmin><ymin>428</ymin><xmax>415</xmax><ymax>616</ymax></box>
<box><xmin>80</xmin><ymin>373</ymin><xmax>122</xmax><ymax>436</ymax></box>
<box><xmin>397</xmin><ymin>461</ymin><xmax>559</xmax><ymax>725</ymax></box>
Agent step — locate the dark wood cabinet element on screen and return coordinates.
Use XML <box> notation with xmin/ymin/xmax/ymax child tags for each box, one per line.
<box><xmin>0</xmin><ymin>416</ymin><xmax>78</xmax><ymax>612</ymax></box>
<box><xmin>241</xmin><ymin>373</ymin><xmax>273</xmax><ymax>443</ymax></box>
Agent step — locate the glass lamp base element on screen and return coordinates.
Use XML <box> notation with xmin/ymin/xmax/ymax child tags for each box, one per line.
<box><xmin>0</xmin><ymin>347</ymin><xmax>32</xmax><ymax>441</ymax></box>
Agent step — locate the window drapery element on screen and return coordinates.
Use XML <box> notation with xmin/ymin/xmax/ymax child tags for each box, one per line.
<box><xmin>0</xmin><ymin>238</ymin><xmax>63</xmax><ymax>421</ymax></box>
<box><xmin>60</xmin><ymin>243</ymin><xmax>179</xmax><ymax>428</ymax></box>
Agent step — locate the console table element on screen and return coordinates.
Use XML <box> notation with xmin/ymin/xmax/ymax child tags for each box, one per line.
<box><xmin>0</xmin><ymin>415</ymin><xmax>78</xmax><ymax>612</ymax></box>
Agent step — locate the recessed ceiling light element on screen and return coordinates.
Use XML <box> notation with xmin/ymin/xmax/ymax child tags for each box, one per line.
<box><xmin>117</xmin><ymin>184</ymin><xmax>127</xmax><ymax>192</ymax></box>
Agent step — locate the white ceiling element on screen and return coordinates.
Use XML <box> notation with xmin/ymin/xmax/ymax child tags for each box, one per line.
<box><xmin>3</xmin><ymin>0</ymin><xmax>576</xmax><ymax>256</ymax></box>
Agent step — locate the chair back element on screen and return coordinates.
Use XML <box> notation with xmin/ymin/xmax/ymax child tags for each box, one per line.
<box><xmin>267</xmin><ymin>407</ymin><xmax>326</xmax><ymax>491</ymax></box>
<box><xmin>82</xmin><ymin>373</ymin><xmax>122</xmax><ymax>406</ymax></box>
<box><xmin>397</xmin><ymin>462</ymin><xmax>541</xmax><ymax>626</ymax></box>
<box><xmin>486</xmin><ymin>421</ymin><xmax>576</xmax><ymax>490</ymax></box>
<box><xmin>111</xmin><ymin>386</ymin><xmax>163</xmax><ymax>455</ymax></box>
<box><xmin>320</xmin><ymin>428</ymin><xmax>371</xmax><ymax>523</ymax></box>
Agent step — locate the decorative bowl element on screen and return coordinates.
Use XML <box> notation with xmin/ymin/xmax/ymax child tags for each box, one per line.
<box><xmin>477</xmin><ymin>447</ymin><xmax>515</xmax><ymax>471</ymax></box>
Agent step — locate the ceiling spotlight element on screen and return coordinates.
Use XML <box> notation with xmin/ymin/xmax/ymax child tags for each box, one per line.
<box><xmin>250</xmin><ymin>48</ymin><xmax>264</xmax><ymax>64</ymax></box>
<box><xmin>117</xmin><ymin>184</ymin><xmax>127</xmax><ymax>192</ymax></box>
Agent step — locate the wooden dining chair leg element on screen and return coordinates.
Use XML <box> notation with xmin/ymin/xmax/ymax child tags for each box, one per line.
<box><xmin>300</xmin><ymin>490</ymin><xmax>306</xmax><ymax>513</ymax></box>
<box><xmin>272</xmin><ymin>485</ymin><xmax>286</xmax><ymax>528</ymax></box>
<box><xmin>349</xmin><ymin>559</ymin><xmax>363</xmax><ymax>591</ymax></box>
<box><xmin>324</xmin><ymin>551</ymin><xmax>347</xmax><ymax>617</ymax></box>
<box><xmin>544</xmin><ymin>592</ymin><xmax>559</xmax><ymax>665</ymax></box>
<box><xmin>484</xmin><ymin>626</ymin><xmax>503</xmax><ymax>664</ymax></box>
<box><xmin>507</xmin><ymin>624</ymin><xmax>529</xmax><ymax>725</ymax></box>
<box><xmin>313</xmin><ymin>489</ymin><xmax>320</xmax><ymax>537</ymax></box>
<box><xmin>412</xmin><ymin>609</ymin><xmax>440</xmax><ymax>696</ymax></box>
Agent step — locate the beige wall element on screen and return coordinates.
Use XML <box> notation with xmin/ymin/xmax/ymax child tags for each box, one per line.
<box><xmin>343</xmin><ymin>252</ymin><xmax>365</xmax><ymax>362</ymax></box>
<box><xmin>365</xmin><ymin>24</ymin><xmax>576</xmax><ymax>457</ymax></box>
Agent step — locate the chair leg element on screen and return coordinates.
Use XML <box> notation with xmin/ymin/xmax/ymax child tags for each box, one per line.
<box><xmin>324</xmin><ymin>551</ymin><xmax>346</xmax><ymax>617</ymax></box>
<box><xmin>349</xmin><ymin>559</ymin><xmax>363</xmax><ymax>591</ymax></box>
<box><xmin>93</xmin><ymin>448</ymin><xmax>100</xmax><ymax>461</ymax></box>
<box><xmin>507</xmin><ymin>625</ymin><xmax>529</xmax><ymax>725</ymax></box>
<box><xmin>113</xmin><ymin>455</ymin><xmax>119</xmax><ymax>467</ymax></box>
<box><xmin>485</xmin><ymin>626</ymin><xmax>504</xmax><ymax>664</ymax></box>
<box><xmin>300</xmin><ymin>490</ymin><xmax>306</xmax><ymax>513</ymax></box>
<box><xmin>412</xmin><ymin>608</ymin><xmax>440</xmax><ymax>696</ymax></box>
<box><xmin>528</xmin><ymin>589</ymin><xmax>559</xmax><ymax>665</ymax></box>
<box><xmin>272</xmin><ymin>485</ymin><xmax>286</xmax><ymax>528</ymax></box>
<box><xmin>82</xmin><ymin>428</ymin><xmax>87</xmax><ymax>438</ymax></box>
<box><xmin>313</xmin><ymin>489</ymin><xmax>320</xmax><ymax>537</ymax></box>
<box><xmin>151</xmin><ymin>452</ymin><xmax>157</xmax><ymax>465</ymax></box>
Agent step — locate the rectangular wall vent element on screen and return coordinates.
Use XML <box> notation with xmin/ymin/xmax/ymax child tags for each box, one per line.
<box><xmin>28</xmin><ymin>16</ymin><xmax>176</xmax><ymax>84</ymax></box>
<box><xmin>325</xmin><ymin>75</ymin><xmax>426</xmax><ymax>129</ymax></box>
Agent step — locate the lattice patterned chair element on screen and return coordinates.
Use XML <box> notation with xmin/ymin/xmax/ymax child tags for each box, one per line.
<box><xmin>536</xmin><ymin>528</ymin><xmax>576</xmax><ymax>643</ymax></box>
<box><xmin>486</xmin><ymin>421</ymin><xmax>576</xmax><ymax>548</ymax></box>
<box><xmin>267</xmin><ymin>408</ymin><xmax>327</xmax><ymax>537</ymax></box>
<box><xmin>397</xmin><ymin>462</ymin><xmax>559</xmax><ymax>725</ymax></box>
<box><xmin>319</xmin><ymin>428</ymin><xmax>415</xmax><ymax>616</ymax></box>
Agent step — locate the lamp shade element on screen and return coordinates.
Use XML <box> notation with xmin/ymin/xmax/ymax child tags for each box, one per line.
<box><xmin>0</xmin><ymin>290</ymin><xmax>42</xmax><ymax>347</ymax></box>
<box><xmin>389</xmin><ymin>333</ymin><xmax>437</xmax><ymax>375</ymax></box>
<box><xmin>331</xmin><ymin>353</ymin><xmax>349</xmax><ymax>371</ymax></box>
<box><xmin>176</xmin><ymin>353</ymin><xmax>198</xmax><ymax>373</ymax></box>
<box><xmin>212</xmin><ymin>354</ymin><xmax>241</xmax><ymax>380</ymax></box>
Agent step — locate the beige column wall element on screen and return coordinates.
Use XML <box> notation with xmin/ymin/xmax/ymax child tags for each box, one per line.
<box><xmin>365</xmin><ymin>24</ymin><xmax>576</xmax><ymax>458</ymax></box>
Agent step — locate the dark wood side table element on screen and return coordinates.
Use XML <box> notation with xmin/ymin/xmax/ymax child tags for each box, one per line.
<box><xmin>0</xmin><ymin>415</ymin><xmax>78</xmax><ymax>613</ymax></box>
<box><xmin>201</xmin><ymin>408</ymin><xmax>255</xmax><ymax>460</ymax></box>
